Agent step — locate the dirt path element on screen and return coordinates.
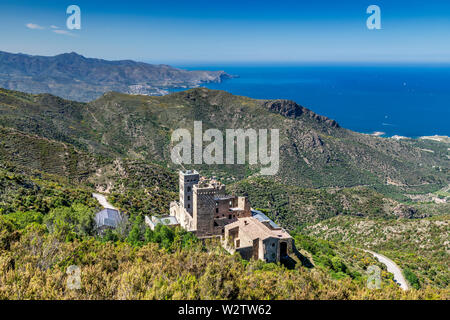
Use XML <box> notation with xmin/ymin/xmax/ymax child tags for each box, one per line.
<box><xmin>364</xmin><ymin>249</ymin><xmax>409</xmax><ymax>290</ymax></box>
<box><xmin>92</xmin><ymin>193</ymin><xmax>117</xmax><ymax>210</ymax></box>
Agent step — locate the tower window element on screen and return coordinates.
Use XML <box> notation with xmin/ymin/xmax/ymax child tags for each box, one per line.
<box><xmin>187</xmin><ymin>204</ymin><xmax>190</xmax><ymax>209</ymax></box>
<box><xmin>187</xmin><ymin>187</ymin><xmax>191</xmax><ymax>192</ymax></box>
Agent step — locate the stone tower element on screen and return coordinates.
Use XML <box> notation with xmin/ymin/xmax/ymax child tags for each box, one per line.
<box><xmin>179</xmin><ymin>170</ymin><xmax>199</xmax><ymax>216</ymax></box>
<box><xmin>193</xmin><ymin>180</ymin><xmax>226</xmax><ymax>237</ymax></box>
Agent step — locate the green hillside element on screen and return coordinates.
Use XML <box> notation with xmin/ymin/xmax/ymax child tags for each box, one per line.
<box><xmin>0</xmin><ymin>87</ymin><xmax>449</xmax><ymax>298</ymax></box>
<box><xmin>228</xmin><ymin>177</ymin><xmax>449</xmax><ymax>230</ymax></box>
<box><xmin>302</xmin><ymin>215</ymin><xmax>450</xmax><ymax>289</ymax></box>
<box><xmin>0</xmin><ymin>87</ymin><xmax>448</xmax><ymax>195</ymax></box>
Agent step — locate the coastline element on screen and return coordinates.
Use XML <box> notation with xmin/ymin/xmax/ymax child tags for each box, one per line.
<box><xmin>366</xmin><ymin>132</ymin><xmax>450</xmax><ymax>142</ymax></box>
<box><xmin>186</xmin><ymin>65</ymin><xmax>450</xmax><ymax>139</ymax></box>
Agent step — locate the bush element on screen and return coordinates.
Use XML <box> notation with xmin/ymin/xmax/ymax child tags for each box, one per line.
<box><xmin>43</xmin><ymin>203</ymin><xmax>95</xmax><ymax>238</ymax></box>
<box><xmin>144</xmin><ymin>224</ymin><xmax>198</xmax><ymax>251</ymax></box>
<box><xmin>3</xmin><ymin>211</ymin><xmax>43</xmax><ymax>229</ymax></box>
<box><xmin>404</xmin><ymin>268</ymin><xmax>421</xmax><ymax>289</ymax></box>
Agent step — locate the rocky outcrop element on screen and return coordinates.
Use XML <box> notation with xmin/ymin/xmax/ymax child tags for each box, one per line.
<box><xmin>263</xmin><ymin>100</ymin><xmax>304</xmax><ymax>118</ymax></box>
<box><xmin>263</xmin><ymin>99</ymin><xmax>339</xmax><ymax>128</ymax></box>
<box><xmin>393</xmin><ymin>204</ymin><xmax>422</xmax><ymax>219</ymax></box>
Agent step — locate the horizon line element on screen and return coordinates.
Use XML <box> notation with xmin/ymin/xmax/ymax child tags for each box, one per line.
<box><xmin>2</xmin><ymin>49</ymin><xmax>450</xmax><ymax>67</ymax></box>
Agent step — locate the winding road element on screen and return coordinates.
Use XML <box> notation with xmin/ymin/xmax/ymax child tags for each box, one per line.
<box><xmin>364</xmin><ymin>249</ymin><xmax>409</xmax><ymax>290</ymax></box>
<box><xmin>92</xmin><ymin>192</ymin><xmax>409</xmax><ymax>291</ymax></box>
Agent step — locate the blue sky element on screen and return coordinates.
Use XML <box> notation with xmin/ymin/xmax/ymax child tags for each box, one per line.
<box><xmin>1</xmin><ymin>0</ymin><xmax>450</xmax><ymax>63</ymax></box>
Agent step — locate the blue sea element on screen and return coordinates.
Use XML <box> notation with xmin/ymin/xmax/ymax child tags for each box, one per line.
<box><xmin>176</xmin><ymin>64</ymin><xmax>450</xmax><ymax>138</ymax></box>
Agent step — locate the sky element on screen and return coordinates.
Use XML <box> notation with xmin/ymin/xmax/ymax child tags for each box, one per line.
<box><xmin>0</xmin><ymin>0</ymin><xmax>450</xmax><ymax>64</ymax></box>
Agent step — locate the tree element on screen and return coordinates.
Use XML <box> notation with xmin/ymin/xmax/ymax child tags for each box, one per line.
<box><xmin>4</xmin><ymin>210</ymin><xmax>43</xmax><ymax>229</ymax></box>
<box><xmin>127</xmin><ymin>215</ymin><xmax>145</xmax><ymax>246</ymax></box>
<box><xmin>44</xmin><ymin>203</ymin><xmax>95</xmax><ymax>239</ymax></box>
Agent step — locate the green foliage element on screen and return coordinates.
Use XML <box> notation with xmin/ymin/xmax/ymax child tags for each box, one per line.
<box><xmin>146</xmin><ymin>224</ymin><xmax>174</xmax><ymax>249</ymax></box>
<box><xmin>43</xmin><ymin>203</ymin><xmax>95</xmax><ymax>239</ymax></box>
<box><xmin>404</xmin><ymin>269</ymin><xmax>421</xmax><ymax>290</ymax></box>
<box><xmin>144</xmin><ymin>224</ymin><xmax>198</xmax><ymax>251</ymax></box>
<box><xmin>0</xmin><ymin>225</ymin><xmax>445</xmax><ymax>300</ymax></box>
<box><xmin>0</xmin><ymin>167</ymin><xmax>98</xmax><ymax>215</ymax></box>
<box><xmin>292</xmin><ymin>233</ymin><xmax>373</xmax><ymax>282</ymax></box>
<box><xmin>126</xmin><ymin>215</ymin><xmax>145</xmax><ymax>246</ymax></box>
<box><xmin>303</xmin><ymin>215</ymin><xmax>450</xmax><ymax>289</ymax></box>
<box><xmin>100</xmin><ymin>160</ymin><xmax>178</xmax><ymax>217</ymax></box>
<box><xmin>0</xmin><ymin>215</ymin><xmax>19</xmax><ymax>250</ymax></box>
<box><xmin>1</xmin><ymin>87</ymin><xmax>448</xmax><ymax>192</ymax></box>
<box><xmin>101</xmin><ymin>228</ymin><xmax>119</xmax><ymax>243</ymax></box>
<box><xmin>229</xmin><ymin>177</ymin><xmax>416</xmax><ymax>229</ymax></box>
<box><xmin>3</xmin><ymin>211</ymin><xmax>43</xmax><ymax>229</ymax></box>
<box><xmin>0</xmin><ymin>86</ymin><xmax>448</xmax><ymax>299</ymax></box>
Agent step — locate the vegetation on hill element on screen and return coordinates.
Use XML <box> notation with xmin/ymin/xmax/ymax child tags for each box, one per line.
<box><xmin>0</xmin><ymin>87</ymin><xmax>448</xmax><ymax>299</ymax></box>
<box><xmin>228</xmin><ymin>177</ymin><xmax>444</xmax><ymax>230</ymax></box>
<box><xmin>0</xmin><ymin>126</ymin><xmax>106</xmax><ymax>181</ymax></box>
<box><xmin>0</xmin><ymin>87</ymin><xmax>448</xmax><ymax>195</ymax></box>
<box><xmin>85</xmin><ymin>159</ymin><xmax>178</xmax><ymax>217</ymax></box>
<box><xmin>301</xmin><ymin>215</ymin><xmax>450</xmax><ymax>289</ymax></box>
<box><xmin>0</xmin><ymin>167</ymin><xmax>98</xmax><ymax>215</ymax></box>
<box><xmin>0</xmin><ymin>51</ymin><xmax>231</xmax><ymax>102</ymax></box>
<box><xmin>0</xmin><ymin>220</ymin><xmax>447</xmax><ymax>300</ymax></box>
<box><xmin>1</xmin><ymin>155</ymin><xmax>448</xmax><ymax>298</ymax></box>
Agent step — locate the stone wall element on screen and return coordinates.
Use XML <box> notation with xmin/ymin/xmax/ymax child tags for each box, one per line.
<box><xmin>179</xmin><ymin>171</ymin><xmax>199</xmax><ymax>216</ymax></box>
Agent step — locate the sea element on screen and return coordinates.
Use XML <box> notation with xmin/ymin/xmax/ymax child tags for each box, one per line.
<box><xmin>175</xmin><ymin>64</ymin><xmax>450</xmax><ymax>138</ymax></box>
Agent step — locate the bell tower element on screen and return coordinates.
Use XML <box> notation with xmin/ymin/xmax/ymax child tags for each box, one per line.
<box><xmin>179</xmin><ymin>170</ymin><xmax>199</xmax><ymax>216</ymax></box>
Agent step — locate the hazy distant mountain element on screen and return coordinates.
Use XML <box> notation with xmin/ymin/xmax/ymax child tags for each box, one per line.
<box><xmin>0</xmin><ymin>51</ymin><xmax>232</xmax><ymax>101</ymax></box>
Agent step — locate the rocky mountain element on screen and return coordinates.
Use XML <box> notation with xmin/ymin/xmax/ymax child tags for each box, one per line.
<box><xmin>0</xmin><ymin>86</ymin><xmax>448</xmax><ymax>293</ymax></box>
<box><xmin>0</xmin><ymin>87</ymin><xmax>448</xmax><ymax>197</ymax></box>
<box><xmin>0</xmin><ymin>51</ymin><xmax>232</xmax><ymax>101</ymax></box>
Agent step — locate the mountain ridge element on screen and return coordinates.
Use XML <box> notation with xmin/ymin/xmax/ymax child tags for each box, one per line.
<box><xmin>0</xmin><ymin>86</ymin><xmax>448</xmax><ymax>293</ymax></box>
<box><xmin>0</xmin><ymin>50</ymin><xmax>233</xmax><ymax>101</ymax></box>
<box><xmin>0</xmin><ymin>86</ymin><xmax>448</xmax><ymax>194</ymax></box>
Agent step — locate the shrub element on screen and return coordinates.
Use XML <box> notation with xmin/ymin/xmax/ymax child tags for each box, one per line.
<box><xmin>404</xmin><ymin>268</ymin><xmax>421</xmax><ymax>289</ymax></box>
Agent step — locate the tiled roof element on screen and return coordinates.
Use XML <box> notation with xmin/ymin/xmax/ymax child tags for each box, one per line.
<box><xmin>226</xmin><ymin>215</ymin><xmax>291</xmax><ymax>241</ymax></box>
